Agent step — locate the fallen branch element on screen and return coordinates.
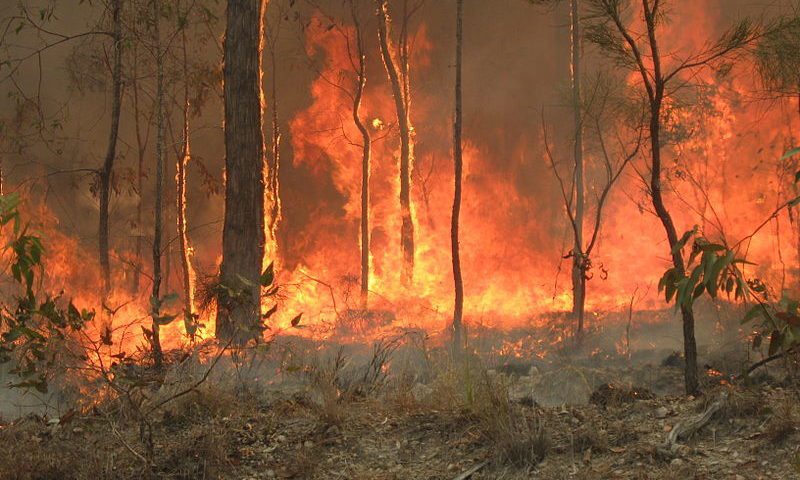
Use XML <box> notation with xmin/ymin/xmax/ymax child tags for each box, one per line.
<box><xmin>451</xmin><ymin>461</ymin><xmax>488</xmax><ymax>480</ymax></box>
<box><xmin>659</xmin><ymin>393</ymin><xmax>727</xmax><ymax>456</ymax></box>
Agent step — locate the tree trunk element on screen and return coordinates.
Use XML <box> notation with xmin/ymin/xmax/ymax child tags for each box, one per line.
<box><xmin>177</xmin><ymin>15</ymin><xmax>196</xmax><ymax>338</ymax></box>
<box><xmin>151</xmin><ymin>0</ymin><xmax>165</xmax><ymax>368</ymax></box>
<box><xmin>451</xmin><ymin>0</ymin><xmax>465</xmax><ymax>354</ymax></box>
<box><xmin>376</xmin><ymin>0</ymin><xmax>415</xmax><ymax>286</ymax></box>
<box><xmin>351</xmin><ymin>9</ymin><xmax>371</xmax><ymax>309</ymax></box>
<box><xmin>131</xmin><ymin>39</ymin><xmax>146</xmax><ymax>294</ymax></box>
<box><xmin>266</xmin><ymin>32</ymin><xmax>281</xmax><ymax>260</ymax></box>
<box><xmin>217</xmin><ymin>0</ymin><xmax>268</xmax><ymax>343</ymax></box>
<box><xmin>98</xmin><ymin>0</ymin><xmax>123</xmax><ymax>295</ymax></box>
<box><xmin>642</xmin><ymin>0</ymin><xmax>698</xmax><ymax>395</ymax></box>
<box><xmin>570</xmin><ymin>0</ymin><xmax>586</xmax><ymax>342</ymax></box>
<box><xmin>650</xmin><ymin>110</ymin><xmax>698</xmax><ymax>394</ymax></box>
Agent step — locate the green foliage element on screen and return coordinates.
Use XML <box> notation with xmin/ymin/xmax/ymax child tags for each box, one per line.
<box><xmin>756</xmin><ymin>16</ymin><xmax>800</xmax><ymax>95</ymax></box>
<box><xmin>658</xmin><ymin>229</ymin><xmax>750</xmax><ymax>309</ymax></box>
<box><xmin>659</xmin><ymin>148</ymin><xmax>800</xmax><ymax>360</ymax></box>
<box><xmin>0</xmin><ymin>194</ymin><xmax>94</xmax><ymax>393</ymax></box>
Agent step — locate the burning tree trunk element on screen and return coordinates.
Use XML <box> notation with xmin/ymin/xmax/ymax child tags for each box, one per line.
<box><xmin>217</xmin><ymin>0</ymin><xmax>268</xmax><ymax>343</ymax></box>
<box><xmin>586</xmin><ymin>0</ymin><xmax>759</xmax><ymax>394</ymax></box>
<box><xmin>177</xmin><ymin>11</ymin><xmax>196</xmax><ymax>338</ymax></box>
<box><xmin>451</xmin><ymin>0</ymin><xmax>465</xmax><ymax>353</ymax></box>
<box><xmin>98</xmin><ymin>0</ymin><xmax>123</xmax><ymax>295</ymax></box>
<box><xmin>349</xmin><ymin>2</ymin><xmax>372</xmax><ymax>308</ymax></box>
<box><xmin>150</xmin><ymin>0</ymin><xmax>165</xmax><ymax>368</ymax></box>
<box><xmin>265</xmin><ymin>2</ymin><xmax>282</xmax><ymax>265</ymax></box>
<box><xmin>376</xmin><ymin>0</ymin><xmax>415</xmax><ymax>286</ymax></box>
<box><xmin>569</xmin><ymin>0</ymin><xmax>586</xmax><ymax>341</ymax></box>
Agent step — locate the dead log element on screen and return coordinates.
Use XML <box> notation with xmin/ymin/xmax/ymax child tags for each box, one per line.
<box><xmin>659</xmin><ymin>392</ymin><xmax>727</xmax><ymax>456</ymax></box>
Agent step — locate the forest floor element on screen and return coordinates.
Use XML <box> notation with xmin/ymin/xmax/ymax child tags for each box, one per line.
<box><xmin>1</xmin><ymin>308</ymin><xmax>800</xmax><ymax>479</ymax></box>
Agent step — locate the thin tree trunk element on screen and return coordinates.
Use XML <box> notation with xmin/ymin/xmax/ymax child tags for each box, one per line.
<box><xmin>570</xmin><ymin>0</ymin><xmax>586</xmax><ymax>341</ymax></box>
<box><xmin>177</xmin><ymin>13</ymin><xmax>196</xmax><ymax>338</ymax></box>
<box><xmin>217</xmin><ymin>0</ymin><xmax>268</xmax><ymax>343</ymax></box>
<box><xmin>351</xmin><ymin>7</ymin><xmax>371</xmax><ymax>309</ymax></box>
<box><xmin>98</xmin><ymin>0</ymin><xmax>123</xmax><ymax>295</ymax></box>
<box><xmin>131</xmin><ymin>39</ymin><xmax>146</xmax><ymax>294</ymax></box>
<box><xmin>376</xmin><ymin>0</ymin><xmax>415</xmax><ymax>286</ymax></box>
<box><xmin>451</xmin><ymin>0</ymin><xmax>464</xmax><ymax>354</ymax></box>
<box><xmin>151</xmin><ymin>0</ymin><xmax>164</xmax><ymax>368</ymax></box>
<box><xmin>643</xmin><ymin>0</ymin><xmax>697</xmax><ymax>394</ymax></box>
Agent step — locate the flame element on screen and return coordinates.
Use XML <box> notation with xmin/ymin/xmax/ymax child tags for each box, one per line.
<box><xmin>2</xmin><ymin>4</ymin><xmax>798</xmax><ymax>373</ymax></box>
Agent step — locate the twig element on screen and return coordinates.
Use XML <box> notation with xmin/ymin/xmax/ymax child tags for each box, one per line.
<box><xmin>146</xmin><ymin>339</ymin><xmax>231</xmax><ymax>414</ymax></box>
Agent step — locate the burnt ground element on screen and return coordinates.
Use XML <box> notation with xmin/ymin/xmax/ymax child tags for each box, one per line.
<box><xmin>1</xmin><ymin>304</ymin><xmax>799</xmax><ymax>479</ymax></box>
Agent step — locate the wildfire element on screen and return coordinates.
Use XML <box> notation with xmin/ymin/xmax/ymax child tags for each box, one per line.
<box><xmin>2</xmin><ymin>2</ymin><xmax>798</xmax><ymax>370</ymax></box>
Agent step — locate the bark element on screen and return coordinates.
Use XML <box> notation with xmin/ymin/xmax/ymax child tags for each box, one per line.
<box><xmin>131</xmin><ymin>38</ymin><xmax>146</xmax><ymax>294</ymax></box>
<box><xmin>98</xmin><ymin>0</ymin><xmax>123</xmax><ymax>295</ymax></box>
<box><xmin>266</xmin><ymin>28</ymin><xmax>281</xmax><ymax>257</ymax></box>
<box><xmin>217</xmin><ymin>0</ymin><xmax>268</xmax><ymax>343</ymax></box>
<box><xmin>451</xmin><ymin>0</ymin><xmax>464</xmax><ymax>353</ymax></box>
<box><xmin>151</xmin><ymin>0</ymin><xmax>164</xmax><ymax>368</ymax></box>
<box><xmin>376</xmin><ymin>0</ymin><xmax>415</xmax><ymax>285</ymax></box>
<box><xmin>570</xmin><ymin>0</ymin><xmax>586</xmax><ymax>341</ymax></box>
<box><xmin>177</xmin><ymin>14</ymin><xmax>196</xmax><ymax>337</ymax></box>
<box><xmin>642</xmin><ymin>0</ymin><xmax>698</xmax><ymax>394</ymax></box>
<box><xmin>351</xmin><ymin>7</ymin><xmax>371</xmax><ymax>308</ymax></box>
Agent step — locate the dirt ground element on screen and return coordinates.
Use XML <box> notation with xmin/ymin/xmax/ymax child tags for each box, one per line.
<box><xmin>1</xmin><ymin>307</ymin><xmax>799</xmax><ymax>479</ymax></box>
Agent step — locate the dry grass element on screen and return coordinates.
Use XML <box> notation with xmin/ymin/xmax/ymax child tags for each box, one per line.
<box><xmin>765</xmin><ymin>396</ymin><xmax>799</xmax><ymax>444</ymax></box>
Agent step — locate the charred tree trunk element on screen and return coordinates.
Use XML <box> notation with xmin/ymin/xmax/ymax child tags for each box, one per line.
<box><xmin>351</xmin><ymin>8</ymin><xmax>371</xmax><ymax>309</ymax></box>
<box><xmin>98</xmin><ymin>0</ymin><xmax>123</xmax><ymax>295</ymax></box>
<box><xmin>570</xmin><ymin>0</ymin><xmax>586</xmax><ymax>341</ymax></box>
<box><xmin>177</xmin><ymin>17</ymin><xmax>196</xmax><ymax>338</ymax></box>
<box><xmin>150</xmin><ymin>0</ymin><xmax>165</xmax><ymax>368</ymax></box>
<box><xmin>643</xmin><ymin>1</ymin><xmax>698</xmax><ymax>395</ymax></box>
<box><xmin>217</xmin><ymin>0</ymin><xmax>268</xmax><ymax>343</ymax></box>
<box><xmin>376</xmin><ymin>0</ymin><xmax>415</xmax><ymax>286</ymax></box>
<box><xmin>451</xmin><ymin>0</ymin><xmax>465</xmax><ymax>354</ymax></box>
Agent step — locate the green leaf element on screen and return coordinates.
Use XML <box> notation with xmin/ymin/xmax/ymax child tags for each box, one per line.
<box><xmin>672</xmin><ymin>228</ymin><xmax>697</xmax><ymax>257</ymax></box>
<box><xmin>260</xmin><ymin>263</ymin><xmax>275</xmax><ymax>287</ymax></box>
<box><xmin>290</xmin><ymin>313</ymin><xmax>302</xmax><ymax>327</ymax></box>
<box><xmin>706</xmin><ymin>251</ymin><xmax>734</xmax><ymax>298</ymax></box>
<box><xmin>154</xmin><ymin>314</ymin><xmax>178</xmax><ymax>326</ymax></box>
<box><xmin>780</xmin><ymin>147</ymin><xmax>800</xmax><ymax>160</ymax></box>
<box><xmin>262</xmin><ymin>304</ymin><xmax>278</xmax><ymax>320</ymax></box>
<box><xmin>768</xmin><ymin>330</ymin><xmax>783</xmax><ymax>356</ymax></box>
<box><xmin>3</xmin><ymin>326</ymin><xmax>24</xmax><ymax>342</ymax></box>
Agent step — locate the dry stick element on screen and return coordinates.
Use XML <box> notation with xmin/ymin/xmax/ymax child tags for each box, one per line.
<box><xmin>451</xmin><ymin>461</ymin><xmax>488</xmax><ymax>480</ymax></box>
<box><xmin>661</xmin><ymin>392</ymin><xmax>727</xmax><ymax>455</ymax></box>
